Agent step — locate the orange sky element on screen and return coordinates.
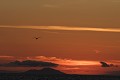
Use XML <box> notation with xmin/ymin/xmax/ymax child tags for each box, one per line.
<box><xmin>0</xmin><ymin>27</ymin><xmax>120</xmax><ymax>65</ymax></box>
<box><xmin>0</xmin><ymin>0</ymin><xmax>120</xmax><ymax>27</ymax></box>
<box><xmin>0</xmin><ymin>0</ymin><xmax>120</xmax><ymax>67</ymax></box>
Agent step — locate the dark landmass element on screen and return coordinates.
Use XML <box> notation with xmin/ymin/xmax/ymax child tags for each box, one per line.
<box><xmin>24</xmin><ymin>67</ymin><xmax>65</xmax><ymax>75</ymax></box>
<box><xmin>0</xmin><ymin>68</ymin><xmax>120</xmax><ymax>80</ymax></box>
<box><xmin>0</xmin><ymin>60</ymin><xmax>58</xmax><ymax>67</ymax></box>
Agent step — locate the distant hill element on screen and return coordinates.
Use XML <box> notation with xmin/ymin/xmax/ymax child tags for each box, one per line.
<box><xmin>24</xmin><ymin>68</ymin><xmax>65</xmax><ymax>75</ymax></box>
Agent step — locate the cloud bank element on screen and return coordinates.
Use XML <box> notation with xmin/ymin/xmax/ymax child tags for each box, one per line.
<box><xmin>0</xmin><ymin>26</ymin><xmax>120</xmax><ymax>33</ymax></box>
<box><xmin>27</xmin><ymin>56</ymin><xmax>99</xmax><ymax>66</ymax></box>
<box><xmin>0</xmin><ymin>60</ymin><xmax>58</xmax><ymax>67</ymax></box>
<box><xmin>0</xmin><ymin>56</ymin><xmax>14</xmax><ymax>58</ymax></box>
<box><xmin>100</xmin><ymin>61</ymin><xmax>118</xmax><ymax>67</ymax></box>
<box><xmin>0</xmin><ymin>55</ymin><xmax>99</xmax><ymax>66</ymax></box>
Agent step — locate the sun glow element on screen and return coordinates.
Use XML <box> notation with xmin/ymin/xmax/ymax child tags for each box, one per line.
<box><xmin>26</xmin><ymin>56</ymin><xmax>99</xmax><ymax>66</ymax></box>
<box><xmin>55</xmin><ymin>60</ymin><xmax>99</xmax><ymax>66</ymax></box>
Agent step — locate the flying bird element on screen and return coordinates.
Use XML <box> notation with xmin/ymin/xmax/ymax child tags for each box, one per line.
<box><xmin>34</xmin><ymin>37</ymin><xmax>41</xmax><ymax>40</ymax></box>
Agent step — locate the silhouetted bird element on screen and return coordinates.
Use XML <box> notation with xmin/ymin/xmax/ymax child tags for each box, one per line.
<box><xmin>34</xmin><ymin>37</ymin><xmax>40</xmax><ymax>40</ymax></box>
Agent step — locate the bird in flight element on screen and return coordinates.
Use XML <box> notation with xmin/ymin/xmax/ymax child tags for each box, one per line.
<box><xmin>34</xmin><ymin>37</ymin><xmax>41</xmax><ymax>40</ymax></box>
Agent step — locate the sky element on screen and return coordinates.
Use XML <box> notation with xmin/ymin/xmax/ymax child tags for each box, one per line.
<box><xmin>0</xmin><ymin>0</ymin><xmax>120</xmax><ymax>75</ymax></box>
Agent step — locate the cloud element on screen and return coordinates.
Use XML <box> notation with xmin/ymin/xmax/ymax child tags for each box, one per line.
<box><xmin>0</xmin><ymin>56</ymin><xmax>15</xmax><ymax>64</ymax></box>
<box><xmin>0</xmin><ymin>26</ymin><xmax>120</xmax><ymax>33</ymax></box>
<box><xmin>0</xmin><ymin>60</ymin><xmax>58</xmax><ymax>67</ymax></box>
<box><xmin>100</xmin><ymin>62</ymin><xmax>110</xmax><ymax>67</ymax></box>
<box><xmin>0</xmin><ymin>55</ymin><xmax>99</xmax><ymax>66</ymax></box>
<box><xmin>0</xmin><ymin>56</ymin><xmax>14</xmax><ymax>58</ymax></box>
<box><xmin>27</xmin><ymin>56</ymin><xmax>99</xmax><ymax>66</ymax></box>
<box><xmin>100</xmin><ymin>61</ymin><xmax>118</xmax><ymax>67</ymax></box>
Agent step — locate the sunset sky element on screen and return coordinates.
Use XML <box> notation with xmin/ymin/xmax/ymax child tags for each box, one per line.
<box><xmin>0</xmin><ymin>0</ymin><xmax>120</xmax><ymax>75</ymax></box>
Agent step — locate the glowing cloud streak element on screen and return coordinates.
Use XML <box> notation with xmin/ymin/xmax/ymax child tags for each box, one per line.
<box><xmin>0</xmin><ymin>56</ymin><xmax>14</xmax><ymax>58</ymax></box>
<box><xmin>0</xmin><ymin>26</ymin><xmax>120</xmax><ymax>32</ymax></box>
<box><xmin>26</xmin><ymin>56</ymin><xmax>99</xmax><ymax>66</ymax></box>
